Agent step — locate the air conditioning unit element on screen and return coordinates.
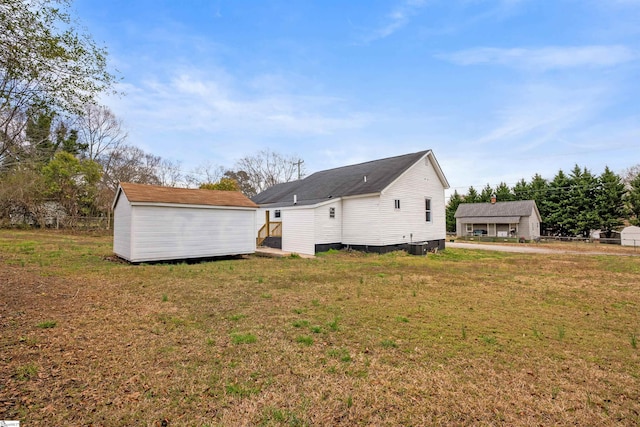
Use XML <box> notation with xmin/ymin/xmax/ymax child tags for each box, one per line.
<box><xmin>408</xmin><ymin>243</ymin><xmax>427</xmax><ymax>256</ymax></box>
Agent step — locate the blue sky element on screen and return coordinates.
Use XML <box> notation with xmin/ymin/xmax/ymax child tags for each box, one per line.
<box><xmin>74</xmin><ymin>0</ymin><xmax>640</xmax><ymax>196</ymax></box>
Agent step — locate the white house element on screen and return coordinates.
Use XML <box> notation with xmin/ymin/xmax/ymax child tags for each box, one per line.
<box><xmin>454</xmin><ymin>199</ymin><xmax>541</xmax><ymax>240</ymax></box>
<box><xmin>252</xmin><ymin>150</ymin><xmax>450</xmax><ymax>256</ymax></box>
<box><xmin>621</xmin><ymin>225</ymin><xmax>640</xmax><ymax>247</ymax></box>
<box><xmin>113</xmin><ymin>182</ymin><xmax>258</xmax><ymax>263</ymax></box>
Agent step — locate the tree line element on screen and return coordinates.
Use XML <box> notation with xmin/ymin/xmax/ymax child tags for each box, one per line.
<box><xmin>446</xmin><ymin>165</ymin><xmax>640</xmax><ymax>237</ymax></box>
<box><xmin>0</xmin><ymin>0</ymin><xmax>304</xmax><ymax>227</ymax></box>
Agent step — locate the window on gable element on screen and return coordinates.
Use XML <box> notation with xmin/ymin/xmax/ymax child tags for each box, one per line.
<box><xmin>425</xmin><ymin>198</ymin><xmax>432</xmax><ymax>222</ymax></box>
<box><xmin>329</xmin><ymin>207</ymin><xmax>335</xmax><ymax>218</ymax></box>
<box><xmin>274</xmin><ymin>210</ymin><xmax>281</xmax><ymax>219</ymax></box>
<box><xmin>394</xmin><ymin>199</ymin><xmax>400</xmax><ymax>210</ymax></box>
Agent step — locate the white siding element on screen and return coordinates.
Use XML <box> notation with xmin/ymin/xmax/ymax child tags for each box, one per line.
<box><xmin>129</xmin><ymin>205</ymin><xmax>256</xmax><ymax>262</ymax></box>
<box><xmin>342</xmin><ymin>196</ymin><xmax>381</xmax><ymax>245</ymax></box>
<box><xmin>282</xmin><ymin>208</ymin><xmax>315</xmax><ymax>255</ymax></box>
<box><xmin>314</xmin><ymin>200</ymin><xmax>342</xmax><ymax>244</ymax></box>
<box><xmin>255</xmin><ymin>207</ymin><xmax>283</xmax><ymax>232</ymax></box>
<box><xmin>377</xmin><ymin>156</ymin><xmax>446</xmax><ymax>245</ymax></box>
<box><xmin>256</xmin><ymin>208</ymin><xmax>267</xmax><ymax>232</ymax></box>
<box><xmin>113</xmin><ymin>193</ymin><xmax>132</xmax><ymax>260</ymax></box>
<box><xmin>621</xmin><ymin>226</ymin><xmax>640</xmax><ymax>247</ymax></box>
<box><xmin>519</xmin><ymin>207</ymin><xmax>541</xmax><ymax>240</ymax></box>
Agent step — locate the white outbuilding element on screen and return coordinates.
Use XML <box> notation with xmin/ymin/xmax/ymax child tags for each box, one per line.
<box><xmin>621</xmin><ymin>225</ymin><xmax>640</xmax><ymax>247</ymax></box>
<box><xmin>113</xmin><ymin>182</ymin><xmax>258</xmax><ymax>263</ymax></box>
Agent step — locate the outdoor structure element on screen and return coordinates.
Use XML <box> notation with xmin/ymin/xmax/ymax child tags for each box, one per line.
<box><xmin>113</xmin><ymin>182</ymin><xmax>258</xmax><ymax>263</ymax></box>
<box><xmin>454</xmin><ymin>199</ymin><xmax>541</xmax><ymax>240</ymax></box>
<box><xmin>621</xmin><ymin>225</ymin><xmax>640</xmax><ymax>247</ymax></box>
<box><xmin>252</xmin><ymin>150</ymin><xmax>450</xmax><ymax>256</ymax></box>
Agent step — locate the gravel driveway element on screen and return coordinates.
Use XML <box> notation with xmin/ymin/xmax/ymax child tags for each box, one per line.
<box><xmin>446</xmin><ymin>241</ymin><xmax>638</xmax><ymax>256</ymax></box>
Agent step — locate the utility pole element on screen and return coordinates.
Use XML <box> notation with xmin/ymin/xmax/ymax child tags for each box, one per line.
<box><xmin>293</xmin><ymin>159</ymin><xmax>304</xmax><ymax>180</ymax></box>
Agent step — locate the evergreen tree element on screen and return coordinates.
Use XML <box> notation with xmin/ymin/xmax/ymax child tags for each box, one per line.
<box><xmin>465</xmin><ymin>186</ymin><xmax>479</xmax><ymax>203</ymax></box>
<box><xmin>25</xmin><ymin>110</ymin><xmax>55</xmax><ymax>161</ymax></box>
<box><xmin>567</xmin><ymin>165</ymin><xmax>599</xmax><ymax>237</ymax></box>
<box><xmin>596</xmin><ymin>167</ymin><xmax>626</xmax><ymax>234</ymax></box>
<box><xmin>494</xmin><ymin>182</ymin><xmax>513</xmax><ymax>202</ymax></box>
<box><xmin>479</xmin><ymin>183</ymin><xmax>493</xmax><ymax>202</ymax></box>
<box><xmin>512</xmin><ymin>178</ymin><xmax>530</xmax><ymax>201</ymax></box>
<box><xmin>627</xmin><ymin>174</ymin><xmax>640</xmax><ymax>226</ymax></box>
<box><xmin>545</xmin><ymin>170</ymin><xmax>571</xmax><ymax>236</ymax></box>
<box><xmin>529</xmin><ymin>174</ymin><xmax>549</xmax><ymax>232</ymax></box>
<box><xmin>446</xmin><ymin>190</ymin><xmax>464</xmax><ymax>232</ymax></box>
<box><xmin>55</xmin><ymin>123</ymin><xmax>87</xmax><ymax>156</ymax></box>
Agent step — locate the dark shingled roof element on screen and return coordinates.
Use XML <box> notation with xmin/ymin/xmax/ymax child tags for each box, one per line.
<box><xmin>252</xmin><ymin>150</ymin><xmax>438</xmax><ymax>207</ymax></box>
<box><xmin>454</xmin><ymin>200</ymin><xmax>538</xmax><ymax>219</ymax></box>
<box><xmin>116</xmin><ymin>182</ymin><xmax>258</xmax><ymax>208</ymax></box>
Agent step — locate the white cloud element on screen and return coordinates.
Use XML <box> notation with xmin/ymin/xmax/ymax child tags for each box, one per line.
<box><xmin>364</xmin><ymin>0</ymin><xmax>428</xmax><ymax>42</ymax></box>
<box><xmin>439</xmin><ymin>45</ymin><xmax>637</xmax><ymax>70</ymax></box>
<box><xmin>112</xmin><ymin>71</ymin><xmax>370</xmax><ymax>136</ymax></box>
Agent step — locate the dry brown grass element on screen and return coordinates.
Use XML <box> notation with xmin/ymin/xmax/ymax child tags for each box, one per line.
<box><xmin>1</xmin><ymin>230</ymin><xmax>639</xmax><ymax>426</ymax></box>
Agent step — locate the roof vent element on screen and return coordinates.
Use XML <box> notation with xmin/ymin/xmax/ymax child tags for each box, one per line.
<box><xmin>293</xmin><ymin>194</ymin><xmax>297</xmax><ymax>205</ymax></box>
<box><xmin>363</xmin><ymin>175</ymin><xmax>367</xmax><ymax>183</ymax></box>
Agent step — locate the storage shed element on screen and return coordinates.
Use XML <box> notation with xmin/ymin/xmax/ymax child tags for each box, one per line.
<box><xmin>621</xmin><ymin>225</ymin><xmax>640</xmax><ymax>247</ymax></box>
<box><xmin>113</xmin><ymin>182</ymin><xmax>258</xmax><ymax>263</ymax></box>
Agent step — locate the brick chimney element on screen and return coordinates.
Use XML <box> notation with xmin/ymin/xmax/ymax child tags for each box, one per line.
<box><xmin>490</xmin><ymin>194</ymin><xmax>497</xmax><ymax>204</ymax></box>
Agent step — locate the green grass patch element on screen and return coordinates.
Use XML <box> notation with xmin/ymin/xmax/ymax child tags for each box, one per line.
<box><xmin>381</xmin><ymin>339</ymin><xmax>397</xmax><ymax>348</ymax></box>
<box><xmin>15</xmin><ymin>363</ymin><xmax>38</xmax><ymax>381</ymax></box>
<box><xmin>296</xmin><ymin>335</ymin><xmax>314</xmax><ymax>346</ymax></box>
<box><xmin>230</xmin><ymin>333</ymin><xmax>257</xmax><ymax>345</ymax></box>
<box><xmin>36</xmin><ymin>320</ymin><xmax>57</xmax><ymax>329</ymax></box>
<box><xmin>292</xmin><ymin>320</ymin><xmax>310</xmax><ymax>328</ymax></box>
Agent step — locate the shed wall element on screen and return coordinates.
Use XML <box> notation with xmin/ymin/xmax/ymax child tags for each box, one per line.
<box><xmin>129</xmin><ymin>205</ymin><xmax>256</xmax><ymax>262</ymax></box>
<box><xmin>113</xmin><ymin>193</ymin><xmax>132</xmax><ymax>260</ymax></box>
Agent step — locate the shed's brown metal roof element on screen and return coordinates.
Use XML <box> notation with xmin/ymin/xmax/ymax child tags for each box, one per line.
<box><xmin>118</xmin><ymin>182</ymin><xmax>258</xmax><ymax>208</ymax></box>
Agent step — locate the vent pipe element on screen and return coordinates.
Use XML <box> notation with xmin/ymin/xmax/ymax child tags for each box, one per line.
<box><xmin>490</xmin><ymin>194</ymin><xmax>497</xmax><ymax>204</ymax></box>
<box><xmin>293</xmin><ymin>194</ymin><xmax>297</xmax><ymax>205</ymax></box>
<box><xmin>363</xmin><ymin>175</ymin><xmax>367</xmax><ymax>183</ymax></box>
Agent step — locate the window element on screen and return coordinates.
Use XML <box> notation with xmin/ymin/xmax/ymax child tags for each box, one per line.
<box><xmin>394</xmin><ymin>199</ymin><xmax>400</xmax><ymax>210</ymax></box>
<box><xmin>425</xmin><ymin>198</ymin><xmax>432</xmax><ymax>222</ymax></box>
<box><xmin>274</xmin><ymin>210</ymin><xmax>281</xmax><ymax>219</ymax></box>
<box><xmin>329</xmin><ymin>207</ymin><xmax>335</xmax><ymax>218</ymax></box>
<box><xmin>466</xmin><ymin>224</ymin><xmax>473</xmax><ymax>234</ymax></box>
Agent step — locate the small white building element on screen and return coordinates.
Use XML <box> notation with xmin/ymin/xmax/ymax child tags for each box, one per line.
<box><xmin>252</xmin><ymin>150</ymin><xmax>450</xmax><ymax>256</ymax></box>
<box><xmin>113</xmin><ymin>182</ymin><xmax>258</xmax><ymax>263</ymax></box>
<box><xmin>621</xmin><ymin>226</ymin><xmax>640</xmax><ymax>247</ymax></box>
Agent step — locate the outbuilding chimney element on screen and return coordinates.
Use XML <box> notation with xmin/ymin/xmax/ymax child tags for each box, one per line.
<box><xmin>490</xmin><ymin>194</ymin><xmax>497</xmax><ymax>204</ymax></box>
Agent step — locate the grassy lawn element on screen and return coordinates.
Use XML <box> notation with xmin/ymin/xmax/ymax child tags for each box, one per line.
<box><xmin>1</xmin><ymin>230</ymin><xmax>639</xmax><ymax>426</ymax></box>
